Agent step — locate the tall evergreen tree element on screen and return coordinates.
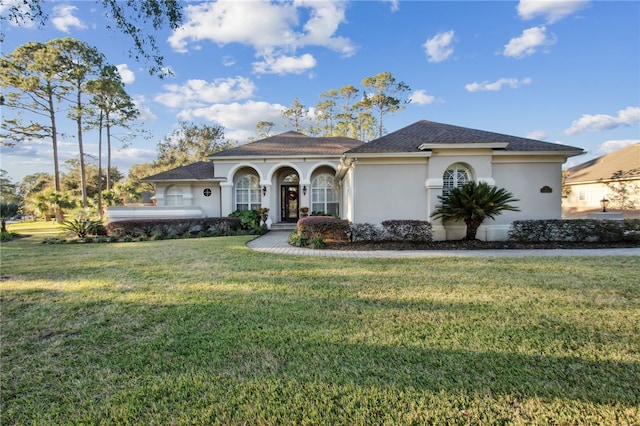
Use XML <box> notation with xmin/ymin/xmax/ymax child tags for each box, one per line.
<box><xmin>56</xmin><ymin>38</ymin><xmax>106</xmax><ymax>208</ymax></box>
<box><xmin>358</xmin><ymin>72</ymin><xmax>411</xmax><ymax>138</ymax></box>
<box><xmin>1</xmin><ymin>41</ymin><xmax>71</xmax><ymax>197</ymax></box>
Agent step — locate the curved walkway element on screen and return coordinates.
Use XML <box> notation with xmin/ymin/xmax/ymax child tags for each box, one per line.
<box><xmin>247</xmin><ymin>231</ymin><xmax>640</xmax><ymax>258</ymax></box>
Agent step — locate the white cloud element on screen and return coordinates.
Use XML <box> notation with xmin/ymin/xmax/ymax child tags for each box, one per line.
<box><xmin>409</xmin><ymin>90</ymin><xmax>437</xmax><ymax>105</ymax></box>
<box><xmin>112</xmin><ymin>147</ymin><xmax>156</xmax><ymax>164</ymax></box>
<box><xmin>154</xmin><ymin>77</ymin><xmax>256</xmax><ymax>109</ymax></box>
<box><xmin>116</xmin><ymin>64</ymin><xmax>135</xmax><ymax>84</ymax></box>
<box><xmin>465</xmin><ymin>77</ymin><xmax>532</xmax><ymax>92</ymax></box>
<box><xmin>133</xmin><ymin>96</ymin><xmax>158</xmax><ymax>122</ymax></box>
<box><xmin>424</xmin><ymin>30</ymin><xmax>455</xmax><ymax>63</ymax></box>
<box><xmin>517</xmin><ymin>0</ymin><xmax>589</xmax><ymax>24</ymax></box>
<box><xmin>526</xmin><ymin>130</ymin><xmax>548</xmax><ymax>140</ymax></box>
<box><xmin>385</xmin><ymin>0</ymin><xmax>400</xmax><ymax>13</ymax></box>
<box><xmin>167</xmin><ymin>1</ymin><xmax>354</xmax><ymax>75</ymax></box>
<box><xmin>565</xmin><ymin>106</ymin><xmax>640</xmax><ymax>135</ymax></box>
<box><xmin>253</xmin><ymin>54</ymin><xmax>317</xmax><ymax>75</ymax></box>
<box><xmin>597</xmin><ymin>139</ymin><xmax>640</xmax><ymax>155</ymax></box>
<box><xmin>178</xmin><ymin>100</ymin><xmax>287</xmax><ymax>141</ymax></box>
<box><xmin>503</xmin><ymin>26</ymin><xmax>555</xmax><ymax>58</ymax></box>
<box><xmin>51</xmin><ymin>4</ymin><xmax>87</xmax><ymax>33</ymax></box>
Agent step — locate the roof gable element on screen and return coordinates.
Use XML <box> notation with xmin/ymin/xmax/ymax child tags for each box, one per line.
<box><xmin>346</xmin><ymin>120</ymin><xmax>583</xmax><ymax>154</ymax></box>
<box><xmin>142</xmin><ymin>161</ymin><xmax>218</xmax><ymax>182</ymax></box>
<box><xmin>566</xmin><ymin>143</ymin><xmax>640</xmax><ymax>183</ymax></box>
<box><xmin>209</xmin><ymin>131</ymin><xmax>363</xmax><ymax>158</ymax></box>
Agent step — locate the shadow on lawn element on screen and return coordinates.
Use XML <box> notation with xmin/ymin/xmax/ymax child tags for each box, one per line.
<box><xmin>4</xmin><ymin>288</ymin><xmax>638</xmax><ymax>410</ymax></box>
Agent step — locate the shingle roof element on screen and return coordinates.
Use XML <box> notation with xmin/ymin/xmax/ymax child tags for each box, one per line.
<box><xmin>346</xmin><ymin>120</ymin><xmax>583</xmax><ymax>154</ymax></box>
<box><xmin>209</xmin><ymin>131</ymin><xmax>363</xmax><ymax>158</ymax></box>
<box><xmin>566</xmin><ymin>143</ymin><xmax>640</xmax><ymax>183</ymax></box>
<box><xmin>142</xmin><ymin>161</ymin><xmax>218</xmax><ymax>181</ymax></box>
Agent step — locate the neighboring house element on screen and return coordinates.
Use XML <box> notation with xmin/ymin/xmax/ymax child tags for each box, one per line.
<box><xmin>107</xmin><ymin>120</ymin><xmax>583</xmax><ymax>241</ymax></box>
<box><xmin>563</xmin><ymin>143</ymin><xmax>640</xmax><ymax>212</ymax></box>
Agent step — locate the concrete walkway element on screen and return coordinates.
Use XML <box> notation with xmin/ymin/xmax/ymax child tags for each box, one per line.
<box><xmin>247</xmin><ymin>231</ymin><xmax>640</xmax><ymax>258</ymax></box>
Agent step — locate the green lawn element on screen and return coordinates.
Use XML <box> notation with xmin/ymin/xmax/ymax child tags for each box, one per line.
<box><xmin>1</xmin><ymin>223</ymin><xmax>639</xmax><ymax>424</ymax></box>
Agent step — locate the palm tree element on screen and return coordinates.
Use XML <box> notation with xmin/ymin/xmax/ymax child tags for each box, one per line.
<box><xmin>431</xmin><ymin>181</ymin><xmax>520</xmax><ymax>240</ymax></box>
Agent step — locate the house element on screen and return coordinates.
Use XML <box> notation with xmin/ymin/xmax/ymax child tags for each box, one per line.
<box><xmin>563</xmin><ymin>143</ymin><xmax>640</xmax><ymax>213</ymax></box>
<box><xmin>106</xmin><ymin>120</ymin><xmax>584</xmax><ymax>241</ymax></box>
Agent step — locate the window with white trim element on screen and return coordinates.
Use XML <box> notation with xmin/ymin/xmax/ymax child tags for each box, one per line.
<box><xmin>165</xmin><ymin>186</ymin><xmax>183</xmax><ymax>206</ymax></box>
<box><xmin>443</xmin><ymin>164</ymin><xmax>471</xmax><ymax>197</ymax></box>
<box><xmin>235</xmin><ymin>174</ymin><xmax>261</xmax><ymax>211</ymax></box>
<box><xmin>311</xmin><ymin>174</ymin><xmax>339</xmax><ymax>216</ymax></box>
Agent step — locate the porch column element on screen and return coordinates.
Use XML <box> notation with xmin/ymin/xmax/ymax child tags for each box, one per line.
<box><xmin>260</xmin><ymin>182</ymin><xmax>272</xmax><ymax>229</ymax></box>
<box><xmin>425</xmin><ymin>178</ymin><xmax>446</xmax><ymax>241</ymax></box>
<box><xmin>220</xmin><ymin>182</ymin><xmax>234</xmax><ymax>216</ymax></box>
<box><xmin>299</xmin><ymin>180</ymin><xmax>310</xmax><ymax>215</ymax></box>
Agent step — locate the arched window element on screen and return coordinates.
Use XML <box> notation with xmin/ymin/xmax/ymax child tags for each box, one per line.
<box><xmin>165</xmin><ymin>186</ymin><xmax>183</xmax><ymax>206</ymax></box>
<box><xmin>443</xmin><ymin>164</ymin><xmax>471</xmax><ymax>197</ymax></box>
<box><xmin>311</xmin><ymin>174</ymin><xmax>338</xmax><ymax>216</ymax></box>
<box><xmin>235</xmin><ymin>174</ymin><xmax>261</xmax><ymax>211</ymax></box>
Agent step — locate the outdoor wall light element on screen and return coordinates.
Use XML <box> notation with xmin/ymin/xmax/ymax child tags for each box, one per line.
<box><xmin>600</xmin><ymin>197</ymin><xmax>609</xmax><ymax>212</ymax></box>
<box><xmin>302</xmin><ymin>185</ymin><xmax>307</xmax><ymax>196</ymax></box>
<box><xmin>262</xmin><ymin>186</ymin><xmax>267</xmax><ymax>196</ymax></box>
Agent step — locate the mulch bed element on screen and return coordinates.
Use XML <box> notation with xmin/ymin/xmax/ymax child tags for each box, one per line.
<box><xmin>324</xmin><ymin>240</ymin><xmax>640</xmax><ymax>251</ymax></box>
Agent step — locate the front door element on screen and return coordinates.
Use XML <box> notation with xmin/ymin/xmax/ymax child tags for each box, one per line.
<box><xmin>281</xmin><ymin>185</ymin><xmax>299</xmax><ymax>222</ymax></box>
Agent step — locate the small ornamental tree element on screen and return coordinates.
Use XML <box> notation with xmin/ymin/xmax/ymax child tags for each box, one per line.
<box><xmin>0</xmin><ymin>202</ymin><xmax>19</xmax><ymax>233</ymax></box>
<box><xmin>431</xmin><ymin>181</ymin><xmax>520</xmax><ymax>240</ymax></box>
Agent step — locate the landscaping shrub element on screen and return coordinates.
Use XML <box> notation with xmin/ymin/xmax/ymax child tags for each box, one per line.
<box><xmin>297</xmin><ymin>216</ymin><xmax>350</xmax><ymax>243</ymax></box>
<box><xmin>309</xmin><ymin>234</ymin><xmax>326</xmax><ymax>249</ymax></box>
<box><xmin>509</xmin><ymin>219</ymin><xmax>640</xmax><ymax>242</ymax></box>
<box><xmin>1</xmin><ymin>231</ymin><xmax>16</xmax><ymax>241</ymax></box>
<box><xmin>381</xmin><ymin>220</ymin><xmax>432</xmax><ymax>242</ymax></box>
<box><xmin>288</xmin><ymin>232</ymin><xmax>308</xmax><ymax>247</ymax></box>
<box><xmin>350</xmin><ymin>221</ymin><xmax>433</xmax><ymax>242</ymax></box>
<box><xmin>229</xmin><ymin>210</ymin><xmax>262</xmax><ymax>233</ymax></box>
<box><xmin>350</xmin><ymin>223</ymin><xmax>385</xmax><ymax>242</ymax></box>
<box><xmin>106</xmin><ymin>217</ymin><xmax>241</xmax><ymax>239</ymax></box>
<box><xmin>59</xmin><ymin>218</ymin><xmax>103</xmax><ymax>239</ymax></box>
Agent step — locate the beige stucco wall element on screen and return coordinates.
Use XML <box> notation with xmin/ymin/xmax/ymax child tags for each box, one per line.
<box><xmin>492</xmin><ymin>160</ymin><xmax>563</xmax><ymax>221</ymax></box>
<box><xmin>153</xmin><ymin>182</ymin><xmax>221</xmax><ymax>217</ymax></box>
<box><xmin>350</xmin><ymin>159</ymin><xmax>429</xmax><ymax>224</ymax></box>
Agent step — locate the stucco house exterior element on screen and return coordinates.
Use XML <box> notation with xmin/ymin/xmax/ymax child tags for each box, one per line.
<box><xmin>106</xmin><ymin>120</ymin><xmax>584</xmax><ymax>241</ymax></box>
<box><xmin>563</xmin><ymin>143</ymin><xmax>640</xmax><ymax>213</ymax></box>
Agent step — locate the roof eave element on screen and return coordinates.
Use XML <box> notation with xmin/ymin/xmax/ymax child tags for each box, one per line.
<box><xmin>141</xmin><ymin>177</ymin><xmax>226</xmax><ymax>183</ymax></box>
<box><xmin>493</xmin><ymin>149</ymin><xmax>584</xmax><ymax>157</ymax></box>
<box><xmin>418</xmin><ymin>142</ymin><xmax>510</xmax><ymax>150</ymax></box>
<box><xmin>209</xmin><ymin>154</ymin><xmax>346</xmax><ymax>161</ymax></box>
<box><xmin>343</xmin><ymin>151</ymin><xmax>432</xmax><ymax>159</ymax></box>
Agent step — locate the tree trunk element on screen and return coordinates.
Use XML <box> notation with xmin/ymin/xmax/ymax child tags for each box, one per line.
<box><xmin>106</xmin><ymin>120</ymin><xmax>112</xmax><ymax>191</ymax></box>
<box><xmin>464</xmin><ymin>219</ymin><xmax>483</xmax><ymax>240</ymax></box>
<box><xmin>77</xmin><ymin>88</ymin><xmax>88</xmax><ymax>208</ymax></box>
<box><xmin>49</xmin><ymin>92</ymin><xmax>61</xmax><ymax>192</ymax></box>
<box><xmin>97</xmin><ymin>112</ymin><xmax>104</xmax><ymax>220</ymax></box>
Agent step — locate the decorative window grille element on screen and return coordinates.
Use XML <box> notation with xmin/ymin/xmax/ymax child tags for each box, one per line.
<box><xmin>311</xmin><ymin>174</ymin><xmax>339</xmax><ymax>216</ymax></box>
<box><xmin>443</xmin><ymin>164</ymin><xmax>471</xmax><ymax>197</ymax></box>
<box><xmin>235</xmin><ymin>175</ymin><xmax>261</xmax><ymax>211</ymax></box>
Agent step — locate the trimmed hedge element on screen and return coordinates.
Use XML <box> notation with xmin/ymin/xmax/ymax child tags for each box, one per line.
<box><xmin>350</xmin><ymin>220</ymin><xmax>433</xmax><ymax>242</ymax></box>
<box><xmin>297</xmin><ymin>216</ymin><xmax>351</xmax><ymax>243</ymax></box>
<box><xmin>381</xmin><ymin>220</ymin><xmax>432</xmax><ymax>242</ymax></box>
<box><xmin>106</xmin><ymin>217</ymin><xmax>241</xmax><ymax>239</ymax></box>
<box><xmin>508</xmin><ymin>219</ymin><xmax>640</xmax><ymax>243</ymax></box>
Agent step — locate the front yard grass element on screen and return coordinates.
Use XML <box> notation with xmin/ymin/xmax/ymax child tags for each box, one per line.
<box><xmin>1</xmin><ymin>228</ymin><xmax>638</xmax><ymax>424</ymax></box>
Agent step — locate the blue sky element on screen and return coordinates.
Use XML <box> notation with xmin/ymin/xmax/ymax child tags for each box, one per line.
<box><xmin>1</xmin><ymin>0</ymin><xmax>639</xmax><ymax>183</ymax></box>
